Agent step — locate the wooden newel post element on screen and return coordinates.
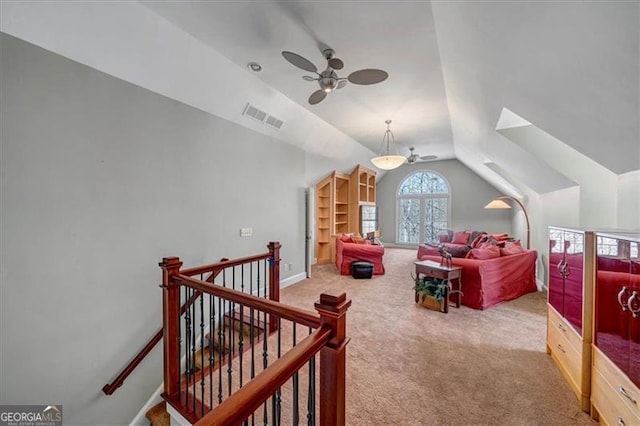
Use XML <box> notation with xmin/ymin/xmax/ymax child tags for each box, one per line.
<box><xmin>315</xmin><ymin>292</ymin><xmax>352</xmax><ymax>426</ymax></box>
<box><xmin>159</xmin><ymin>256</ymin><xmax>183</xmax><ymax>398</ymax></box>
<box><xmin>268</xmin><ymin>241</ymin><xmax>281</xmax><ymax>333</ymax></box>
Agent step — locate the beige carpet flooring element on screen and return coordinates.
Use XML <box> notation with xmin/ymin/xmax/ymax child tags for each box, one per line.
<box><xmin>277</xmin><ymin>247</ymin><xmax>596</xmax><ymax>426</ymax></box>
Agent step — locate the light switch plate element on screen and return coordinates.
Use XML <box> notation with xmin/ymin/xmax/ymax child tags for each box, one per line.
<box><xmin>240</xmin><ymin>227</ymin><xmax>252</xmax><ymax>237</ymax></box>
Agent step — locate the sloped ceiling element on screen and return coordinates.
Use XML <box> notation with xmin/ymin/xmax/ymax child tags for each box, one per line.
<box><xmin>431</xmin><ymin>1</ymin><xmax>640</xmax><ymax>182</ymax></box>
<box><xmin>1</xmin><ymin>1</ymin><xmax>638</xmax><ymax>192</ymax></box>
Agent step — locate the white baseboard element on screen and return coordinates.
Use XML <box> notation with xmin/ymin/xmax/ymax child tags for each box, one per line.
<box><xmin>280</xmin><ymin>272</ymin><xmax>306</xmax><ymax>289</ymax></box>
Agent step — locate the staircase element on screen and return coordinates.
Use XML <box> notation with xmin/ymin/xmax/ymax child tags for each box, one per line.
<box><xmin>145</xmin><ymin>311</ymin><xmax>265</xmax><ymax>425</ymax></box>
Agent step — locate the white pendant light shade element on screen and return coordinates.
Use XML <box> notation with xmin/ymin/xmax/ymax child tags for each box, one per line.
<box><xmin>371</xmin><ymin>155</ymin><xmax>407</xmax><ymax>170</ymax></box>
<box><xmin>371</xmin><ymin>120</ymin><xmax>405</xmax><ymax>170</ymax></box>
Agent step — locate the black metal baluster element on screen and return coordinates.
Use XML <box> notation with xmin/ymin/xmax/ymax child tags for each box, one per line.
<box><xmin>264</xmin><ymin>259</ymin><xmax>269</xmax><ymax>300</ymax></box>
<box><xmin>241</xmin><ymin>264</ymin><xmax>245</xmax><ymax>294</ymax></box>
<box><xmin>292</xmin><ymin>323</ymin><xmax>299</xmax><ymax>425</ymax></box>
<box><xmin>250</xmin><ymin>306</ymin><xmax>255</xmax><ymax>426</ymax></box>
<box><xmin>263</xmin><ymin>305</ymin><xmax>268</xmax><ymax>426</ymax></box>
<box><xmin>227</xmin><ymin>297</ymin><xmax>233</xmax><ymax>397</ymax></box>
<box><xmin>307</xmin><ymin>352</ymin><xmax>316</xmax><ymax>426</ymax></box>
<box><xmin>217</xmin><ymin>293</ymin><xmax>224</xmax><ymax>404</ymax></box>
<box><xmin>239</xmin><ymin>303</ymin><xmax>244</xmax><ymax>388</ymax></box>
<box><xmin>273</xmin><ymin>318</ymin><xmax>282</xmax><ymax>425</ymax></box>
<box><xmin>199</xmin><ymin>289</ymin><xmax>205</xmax><ymax>416</ymax></box>
<box><xmin>228</xmin><ymin>267</ymin><xmax>235</xmax><ymax>397</ymax></box>
<box><xmin>209</xmin><ymin>293</ymin><xmax>214</xmax><ymax>410</ymax></box>
<box><xmin>184</xmin><ymin>287</ymin><xmax>192</xmax><ymax>408</ymax></box>
<box><xmin>257</xmin><ymin>260</ymin><xmax>261</xmax><ymax>299</ymax></box>
<box><xmin>178</xmin><ymin>286</ymin><xmax>183</xmax><ymax>402</ymax></box>
<box><xmin>264</xmin><ymin>259</ymin><xmax>268</xmax><ymax>299</ymax></box>
<box><xmin>191</xmin><ymin>288</ymin><xmax>196</xmax><ymax>414</ymax></box>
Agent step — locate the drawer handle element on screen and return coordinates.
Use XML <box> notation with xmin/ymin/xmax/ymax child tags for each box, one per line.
<box><xmin>618</xmin><ymin>286</ymin><xmax>629</xmax><ymax>311</ymax></box>
<box><xmin>558</xmin><ymin>323</ymin><xmax>567</xmax><ymax>333</ymax></box>
<box><xmin>618</xmin><ymin>386</ymin><xmax>637</xmax><ymax>405</ymax></box>
<box><xmin>557</xmin><ymin>344</ymin><xmax>566</xmax><ymax>354</ymax></box>
<box><xmin>628</xmin><ymin>291</ymin><xmax>639</xmax><ymax>319</ymax></box>
<box><xmin>618</xmin><ymin>416</ymin><xmax>625</xmax><ymax>426</ymax></box>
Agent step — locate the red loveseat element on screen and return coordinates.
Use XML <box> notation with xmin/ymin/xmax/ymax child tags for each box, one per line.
<box><xmin>335</xmin><ymin>234</ymin><xmax>385</xmax><ymax>275</ymax></box>
<box><xmin>417</xmin><ymin>250</ymin><xmax>538</xmax><ymax>310</ymax></box>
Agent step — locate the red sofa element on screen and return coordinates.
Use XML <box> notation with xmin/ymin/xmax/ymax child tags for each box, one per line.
<box><xmin>417</xmin><ymin>250</ymin><xmax>538</xmax><ymax>310</ymax></box>
<box><xmin>335</xmin><ymin>235</ymin><xmax>385</xmax><ymax>275</ymax></box>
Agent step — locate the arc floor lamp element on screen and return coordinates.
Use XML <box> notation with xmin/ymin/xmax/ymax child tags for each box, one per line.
<box><xmin>484</xmin><ymin>196</ymin><xmax>530</xmax><ymax>249</ymax></box>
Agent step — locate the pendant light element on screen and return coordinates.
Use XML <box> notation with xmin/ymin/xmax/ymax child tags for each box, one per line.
<box><xmin>371</xmin><ymin>120</ymin><xmax>406</xmax><ymax>170</ymax></box>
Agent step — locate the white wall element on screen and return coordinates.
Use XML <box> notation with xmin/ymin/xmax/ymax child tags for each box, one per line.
<box><xmin>0</xmin><ymin>33</ymin><xmax>310</xmax><ymax>424</ymax></box>
<box><xmin>618</xmin><ymin>170</ymin><xmax>640</xmax><ymax>229</ymax></box>
<box><xmin>376</xmin><ymin>160</ymin><xmax>512</xmax><ymax>245</ymax></box>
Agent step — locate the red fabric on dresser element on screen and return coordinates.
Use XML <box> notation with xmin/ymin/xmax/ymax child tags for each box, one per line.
<box><xmin>417</xmin><ymin>250</ymin><xmax>538</xmax><ymax>310</ymax></box>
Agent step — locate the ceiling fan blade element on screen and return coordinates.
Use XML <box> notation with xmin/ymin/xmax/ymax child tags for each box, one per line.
<box><xmin>336</xmin><ymin>79</ymin><xmax>347</xmax><ymax>89</ymax></box>
<box><xmin>328</xmin><ymin>57</ymin><xmax>344</xmax><ymax>70</ymax></box>
<box><xmin>308</xmin><ymin>90</ymin><xmax>327</xmax><ymax>105</ymax></box>
<box><xmin>282</xmin><ymin>51</ymin><xmax>318</xmax><ymax>73</ymax></box>
<box><xmin>420</xmin><ymin>155</ymin><xmax>438</xmax><ymax>161</ymax></box>
<box><xmin>302</xmin><ymin>75</ymin><xmax>317</xmax><ymax>81</ymax></box>
<box><xmin>347</xmin><ymin>69</ymin><xmax>389</xmax><ymax>85</ymax></box>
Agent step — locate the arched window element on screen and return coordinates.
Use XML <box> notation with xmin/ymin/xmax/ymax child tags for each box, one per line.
<box><xmin>397</xmin><ymin>171</ymin><xmax>450</xmax><ymax>244</ymax></box>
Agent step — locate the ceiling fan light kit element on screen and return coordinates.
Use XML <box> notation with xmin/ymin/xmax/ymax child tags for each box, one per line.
<box><xmin>282</xmin><ymin>47</ymin><xmax>388</xmax><ymax>105</ymax></box>
<box><xmin>371</xmin><ymin>120</ymin><xmax>406</xmax><ymax>170</ymax></box>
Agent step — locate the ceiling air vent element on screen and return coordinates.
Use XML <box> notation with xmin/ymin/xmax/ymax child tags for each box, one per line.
<box><xmin>242</xmin><ymin>103</ymin><xmax>284</xmax><ymax>130</ymax></box>
<box><xmin>242</xmin><ymin>103</ymin><xmax>267</xmax><ymax>123</ymax></box>
<box><xmin>265</xmin><ymin>115</ymin><xmax>284</xmax><ymax>129</ymax></box>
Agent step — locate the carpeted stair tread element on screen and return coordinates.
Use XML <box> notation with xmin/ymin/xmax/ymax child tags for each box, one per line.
<box><xmin>145</xmin><ymin>401</ymin><xmax>169</xmax><ymax>426</ymax></box>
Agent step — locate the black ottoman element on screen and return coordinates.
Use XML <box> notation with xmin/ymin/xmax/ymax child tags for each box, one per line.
<box><xmin>351</xmin><ymin>261</ymin><xmax>374</xmax><ymax>279</ymax></box>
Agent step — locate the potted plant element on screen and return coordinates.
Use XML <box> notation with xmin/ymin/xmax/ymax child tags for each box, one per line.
<box><xmin>413</xmin><ymin>275</ymin><xmax>449</xmax><ymax>311</ymax></box>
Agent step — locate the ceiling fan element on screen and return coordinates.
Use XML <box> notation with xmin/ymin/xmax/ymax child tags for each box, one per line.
<box><xmin>407</xmin><ymin>147</ymin><xmax>438</xmax><ymax>164</ymax></box>
<box><xmin>282</xmin><ymin>48</ymin><xmax>389</xmax><ymax>105</ymax></box>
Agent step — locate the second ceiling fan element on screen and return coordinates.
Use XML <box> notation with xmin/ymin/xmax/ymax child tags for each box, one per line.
<box><xmin>282</xmin><ymin>48</ymin><xmax>388</xmax><ymax>105</ymax></box>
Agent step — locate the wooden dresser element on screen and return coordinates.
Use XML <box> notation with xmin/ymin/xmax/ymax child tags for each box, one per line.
<box><xmin>591</xmin><ymin>232</ymin><xmax>640</xmax><ymax>425</ymax></box>
<box><xmin>547</xmin><ymin>227</ymin><xmax>595</xmax><ymax>412</ymax></box>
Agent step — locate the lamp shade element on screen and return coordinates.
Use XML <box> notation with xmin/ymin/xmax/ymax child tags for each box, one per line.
<box><xmin>484</xmin><ymin>195</ymin><xmax>531</xmax><ymax>249</ymax></box>
<box><xmin>371</xmin><ymin>155</ymin><xmax>406</xmax><ymax>170</ymax></box>
<box><xmin>484</xmin><ymin>199</ymin><xmax>512</xmax><ymax>209</ymax></box>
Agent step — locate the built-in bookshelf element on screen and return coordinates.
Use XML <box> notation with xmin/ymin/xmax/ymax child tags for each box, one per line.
<box><xmin>348</xmin><ymin>165</ymin><xmax>376</xmax><ymax>234</ymax></box>
<box><xmin>315</xmin><ymin>166</ymin><xmax>378</xmax><ymax>264</ymax></box>
<box><xmin>315</xmin><ymin>171</ymin><xmax>350</xmax><ymax>264</ymax></box>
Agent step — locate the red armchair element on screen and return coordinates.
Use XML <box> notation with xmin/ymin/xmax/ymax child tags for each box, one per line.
<box><xmin>335</xmin><ymin>234</ymin><xmax>385</xmax><ymax>275</ymax></box>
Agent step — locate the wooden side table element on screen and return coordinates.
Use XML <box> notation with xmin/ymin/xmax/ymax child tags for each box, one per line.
<box><xmin>414</xmin><ymin>260</ymin><xmax>463</xmax><ymax>313</ymax></box>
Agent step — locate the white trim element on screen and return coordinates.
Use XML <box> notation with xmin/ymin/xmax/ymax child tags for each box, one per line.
<box><xmin>166</xmin><ymin>404</ymin><xmax>192</xmax><ymax>426</ymax></box>
<box><xmin>129</xmin><ymin>385</ymin><xmax>164</xmax><ymax>426</ymax></box>
<box><xmin>280</xmin><ymin>272</ymin><xmax>307</xmax><ymax>289</ymax></box>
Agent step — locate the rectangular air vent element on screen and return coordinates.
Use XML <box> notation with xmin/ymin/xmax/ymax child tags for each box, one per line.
<box><xmin>265</xmin><ymin>115</ymin><xmax>284</xmax><ymax>129</ymax></box>
<box><xmin>242</xmin><ymin>103</ymin><xmax>267</xmax><ymax>123</ymax></box>
<box><xmin>242</xmin><ymin>104</ymin><xmax>284</xmax><ymax>130</ymax></box>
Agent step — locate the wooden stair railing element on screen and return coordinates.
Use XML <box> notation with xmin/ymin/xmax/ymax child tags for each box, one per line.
<box><xmin>102</xmin><ymin>240</ymin><xmax>282</xmax><ymax>396</ymax></box>
<box><xmin>102</xmin><ymin>260</ymin><xmax>228</xmax><ymax>395</ymax></box>
<box><xmin>160</xmin><ymin>246</ymin><xmax>351</xmax><ymax>425</ymax></box>
<box><xmin>194</xmin><ymin>293</ymin><xmax>351</xmax><ymax>426</ymax></box>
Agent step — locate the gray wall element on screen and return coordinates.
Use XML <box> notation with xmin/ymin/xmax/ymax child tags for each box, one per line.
<box><xmin>0</xmin><ymin>33</ymin><xmax>307</xmax><ymax>424</ymax></box>
<box><xmin>376</xmin><ymin>160</ymin><xmax>512</xmax><ymax>244</ymax></box>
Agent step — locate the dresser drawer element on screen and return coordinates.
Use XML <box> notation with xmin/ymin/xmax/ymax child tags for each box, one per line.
<box><xmin>548</xmin><ymin>318</ymin><xmax>583</xmax><ymax>395</ymax></box>
<box><xmin>592</xmin><ymin>368</ymin><xmax>640</xmax><ymax>426</ymax></box>
<box><xmin>548</xmin><ymin>306</ymin><xmax>583</xmax><ymax>353</ymax></box>
<box><xmin>593</xmin><ymin>349</ymin><xmax>640</xmax><ymax>419</ymax></box>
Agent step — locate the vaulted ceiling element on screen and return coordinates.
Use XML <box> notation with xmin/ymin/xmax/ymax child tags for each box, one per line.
<box><xmin>2</xmin><ymin>1</ymin><xmax>639</xmax><ymax>194</ymax></box>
